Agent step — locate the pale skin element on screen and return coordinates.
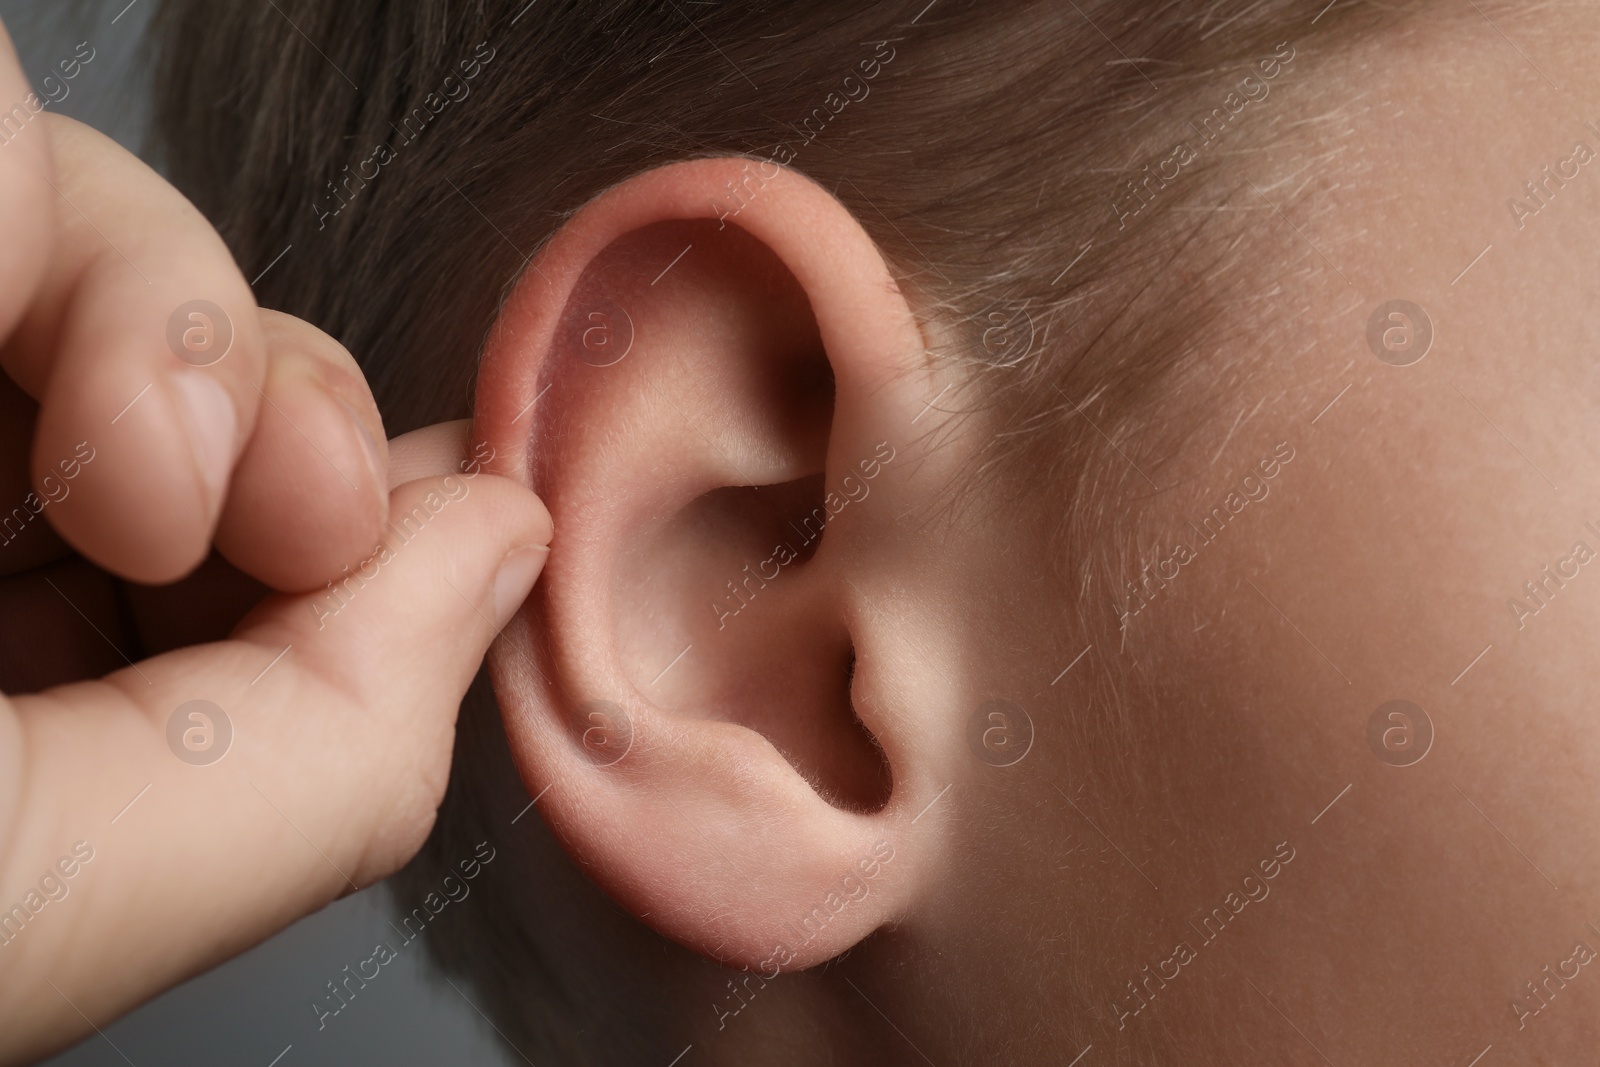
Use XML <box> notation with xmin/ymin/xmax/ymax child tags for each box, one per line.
<box><xmin>6</xmin><ymin>6</ymin><xmax>1600</xmax><ymax>1067</ymax></box>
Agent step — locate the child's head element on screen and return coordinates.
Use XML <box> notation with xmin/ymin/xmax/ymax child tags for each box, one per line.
<box><xmin>154</xmin><ymin>0</ymin><xmax>1600</xmax><ymax>1061</ymax></box>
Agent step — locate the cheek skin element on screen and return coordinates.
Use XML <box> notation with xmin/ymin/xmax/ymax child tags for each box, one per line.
<box><xmin>874</xmin><ymin>19</ymin><xmax>1600</xmax><ymax>1066</ymax></box>
<box><xmin>1172</xmin><ymin>376</ymin><xmax>1600</xmax><ymax>1059</ymax></box>
<box><xmin>1089</xmin><ymin>32</ymin><xmax>1600</xmax><ymax>1059</ymax></box>
<box><xmin>1102</xmin><ymin>47</ymin><xmax>1600</xmax><ymax>1060</ymax></box>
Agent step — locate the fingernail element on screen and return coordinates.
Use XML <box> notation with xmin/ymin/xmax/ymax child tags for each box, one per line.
<box><xmin>336</xmin><ymin>395</ymin><xmax>387</xmax><ymax>489</ymax></box>
<box><xmin>171</xmin><ymin>370</ymin><xmax>236</xmax><ymax>520</ymax></box>
<box><xmin>493</xmin><ymin>544</ymin><xmax>550</xmax><ymax>629</ymax></box>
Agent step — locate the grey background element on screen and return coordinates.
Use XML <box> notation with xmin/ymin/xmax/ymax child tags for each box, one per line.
<box><xmin>3</xmin><ymin>3</ymin><xmax>520</xmax><ymax>1064</ymax></box>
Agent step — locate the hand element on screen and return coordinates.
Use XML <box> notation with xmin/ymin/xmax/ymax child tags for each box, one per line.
<box><xmin>0</xmin><ymin>24</ymin><xmax>551</xmax><ymax>1065</ymax></box>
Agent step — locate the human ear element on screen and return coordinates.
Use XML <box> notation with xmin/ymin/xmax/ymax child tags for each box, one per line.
<box><xmin>474</xmin><ymin>157</ymin><xmax>967</xmax><ymax>971</ymax></box>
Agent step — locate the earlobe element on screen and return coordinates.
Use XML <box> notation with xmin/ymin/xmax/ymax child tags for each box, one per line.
<box><xmin>475</xmin><ymin>157</ymin><xmax>959</xmax><ymax>970</ymax></box>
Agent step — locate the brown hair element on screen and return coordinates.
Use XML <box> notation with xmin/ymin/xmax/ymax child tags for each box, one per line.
<box><xmin>149</xmin><ymin>0</ymin><xmax>1412</xmax><ymax>1060</ymax></box>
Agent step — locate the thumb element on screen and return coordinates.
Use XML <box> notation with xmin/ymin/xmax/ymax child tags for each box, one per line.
<box><xmin>236</xmin><ymin>466</ymin><xmax>552</xmax><ymax>871</ymax></box>
<box><xmin>251</xmin><ymin>469</ymin><xmax>551</xmax><ymax>729</ymax></box>
<box><xmin>0</xmin><ymin>444</ymin><xmax>550</xmax><ymax>1060</ymax></box>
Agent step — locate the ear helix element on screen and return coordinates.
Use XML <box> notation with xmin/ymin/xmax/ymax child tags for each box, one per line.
<box><xmin>476</xmin><ymin>157</ymin><xmax>955</xmax><ymax>969</ymax></box>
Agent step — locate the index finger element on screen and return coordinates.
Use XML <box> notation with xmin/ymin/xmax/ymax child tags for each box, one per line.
<box><xmin>2</xmin><ymin>114</ymin><xmax>267</xmax><ymax>584</ymax></box>
<box><xmin>0</xmin><ymin>21</ymin><xmax>58</xmax><ymax>346</ymax></box>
